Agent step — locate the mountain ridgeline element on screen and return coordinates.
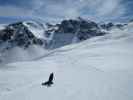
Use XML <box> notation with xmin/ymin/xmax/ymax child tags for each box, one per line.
<box><xmin>44</xmin><ymin>18</ymin><xmax>125</xmax><ymax>48</ymax></box>
<box><xmin>0</xmin><ymin>18</ymin><xmax>125</xmax><ymax>51</ymax></box>
<box><xmin>0</xmin><ymin>22</ymin><xmax>44</xmax><ymax>50</ymax></box>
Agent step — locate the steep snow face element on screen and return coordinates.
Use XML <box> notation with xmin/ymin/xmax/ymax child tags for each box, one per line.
<box><xmin>125</xmin><ymin>22</ymin><xmax>133</xmax><ymax>32</ymax></box>
<box><xmin>0</xmin><ymin>22</ymin><xmax>44</xmax><ymax>49</ymax></box>
<box><xmin>44</xmin><ymin>18</ymin><xmax>106</xmax><ymax>49</ymax></box>
<box><xmin>23</xmin><ymin>21</ymin><xmax>45</xmax><ymax>39</ymax></box>
<box><xmin>0</xmin><ymin>24</ymin><xmax>6</xmax><ymax>30</ymax></box>
<box><xmin>0</xmin><ymin>21</ymin><xmax>133</xmax><ymax>100</ymax></box>
<box><xmin>0</xmin><ymin>22</ymin><xmax>46</xmax><ymax>63</ymax></box>
<box><xmin>49</xmin><ymin>33</ymin><xmax>75</xmax><ymax>49</ymax></box>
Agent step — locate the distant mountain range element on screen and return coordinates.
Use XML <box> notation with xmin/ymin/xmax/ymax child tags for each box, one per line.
<box><xmin>0</xmin><ymin>17</ymin><xmax>127</xmax><ymax>52</ymax></box>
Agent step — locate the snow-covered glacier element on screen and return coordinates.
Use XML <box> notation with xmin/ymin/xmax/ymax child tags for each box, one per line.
<box><xmin>0</xmin><ymin>21</ymin><xmax>133</xmax><ymax>100</ymax></box>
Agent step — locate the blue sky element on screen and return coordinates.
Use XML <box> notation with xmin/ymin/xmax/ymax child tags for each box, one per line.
<box><xmin>0</xmin><ymin>0</ymin><xmax>132</xmax><ymax>23</ymax></box>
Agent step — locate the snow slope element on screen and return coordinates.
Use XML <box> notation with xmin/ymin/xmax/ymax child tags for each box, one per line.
<box><xmin>1</xmin><ymin>45</ymin><xmax>49</xmax><ymax>63</ymax></box>
<box><xmin>23</xmin><ymin>21</ymin><xmax>45</xmax><ymax>39</ymax></box>
<box><xmin>0</xmin><ymin>21</ymin><xmax>47</xmax><ymax>63</ymax></box>
<box><xmin>0</xmin><ymin>23</ymin><xmax>133</xmax><ymax>100</ymax></box>
<box><xmin>0</xmin><ymin>24</ymin><xmax>5</xmax><ymax>30</ymax></box>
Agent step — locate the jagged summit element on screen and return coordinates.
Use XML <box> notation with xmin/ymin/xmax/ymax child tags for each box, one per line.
<box><xmin>0</xmin><ymin>21</ymin><xmax>45</xmax><ymax>51</ymax></box>
<box><xmin>44</xmin><ymin>18</ymin><xmax>107</xmax><ymax>49</ymax></box>
<box><xmin>0</xmin><ymin>21</ymin><xmax>48</xmax><ymax>62</ymax></box>
<box><xmin>0</xmin><ymin>18</ymin><xmax>126</xmax><ymax>51</ymax></box>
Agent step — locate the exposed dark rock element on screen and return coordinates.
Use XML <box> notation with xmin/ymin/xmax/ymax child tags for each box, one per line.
<box><xmin>100</xmin><ymin>22</ymin><xmax>124</xmax><ymax>30</ymax></box>
<box><xmin>51</xmin><ymin>18</ymin><xmax>106</xmax><ymax>41</ymax></box>
<box><xmin>0</xmin><ymin>22</ymin><xmax>44</xmax><ymax>50</ymax></box>
<box><xmin>43</xmin><ymin>18</ymin><xmax>107</xmax><ymax>49</ymax></box>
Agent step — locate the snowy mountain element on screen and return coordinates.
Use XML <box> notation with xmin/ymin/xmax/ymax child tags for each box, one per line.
<box><xmin>0</xmin><ymin>18</ymin><xmax>129</xmax><ymax>63</ymax></box>
<box><xmin>0</xmin><ymin>21</ymin><xmax>45</xmax><ymax>49</ymax></box>
<box><xmin>0</xmin><ymin>20</ymin><xmax>133</xmax><ymax>100</ymax></box>
<box><xmin>0</xmin><ymin>21</ymin><xmax>47</xmax><ymax>62</ymax></box>
<box><xmin>0</xmin><ymin>18</ymin><xmax>126</xmax><ymax>51</ymax></box>
<box><xmin>44</xmin><ymin>17</ymin><xmax>107</xmax><ymax>49</ymax></box>
<box><xmin>0</xmin><ymin>18</ymin><xmax>109</xmax><ymax>62</ymax></box>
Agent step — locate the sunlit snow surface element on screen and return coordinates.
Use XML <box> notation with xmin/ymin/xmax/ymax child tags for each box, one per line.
<box><xmin>23</xmin><ymin>21</ymin><xmax>45</xmax><ymax>39</ymax></box>
<box><xmin>0</xmin><ymin>22</ymin><xmax>133</xmax><ymax>100</ymax></box>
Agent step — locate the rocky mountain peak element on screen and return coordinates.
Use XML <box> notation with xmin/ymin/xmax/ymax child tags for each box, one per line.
<box><xmin>0</xmin><ymin>21</ymin><xmax>44</xmax><ymax>50</ymax></box>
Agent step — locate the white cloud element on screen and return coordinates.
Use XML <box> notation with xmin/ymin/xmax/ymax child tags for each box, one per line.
<box><xmin>34</xmin><ymin>0</ymin><xmax>126</xmax><ymax>22</ymax></box>
<box><xmin>0</xmin><ymin>6</ymin><xmax>33</xmax><ymax>16</ymax></box>
<box><xmin>0</xmin><ymin>0</ymin><xmax>127</xmax><ymax>22</ymax></box>
<box><xmin>96</xmin><ymin>0</ymin><xmax>125</xmax><ymax>17</ymax></box>
<box><xmin>41</xmin><ymin>4</ymin><xmax>80</xmax><ymax>18</ymax></box>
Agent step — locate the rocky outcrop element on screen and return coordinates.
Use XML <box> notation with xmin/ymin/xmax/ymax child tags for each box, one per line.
<box><xmin>44</xmin><ymin>18</ymin><xmax>107</xmax><ymax>49</ymax></box>
<box><xmin>100</xmin><ymin>22</ymin><xmax>124</xmax><ymax>30</ymax></box>
<box><xmin>0</xmin><ymin>22</ymin><xmax>44</xmax><ymax>50</ymax></box>
<box><xmin>55</xmin><ymin>18</ymin><xmax>106</xmax><ymax>40</ymax></box>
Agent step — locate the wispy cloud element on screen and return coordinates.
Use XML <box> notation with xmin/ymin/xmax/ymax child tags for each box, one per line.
<box><xmin>0</xmin><ymin>6</ymin><xmax>32</xmax><ymax>16</ymax></box>
<box><xmin>35</xmin><ymin>0</ymin><xmax>127</xmax><ymax>22</ymax></box>
<box><xmin>0</xmin><ymin>0</ymin><xmax>132</xmax><ymax>22</ymax></box>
